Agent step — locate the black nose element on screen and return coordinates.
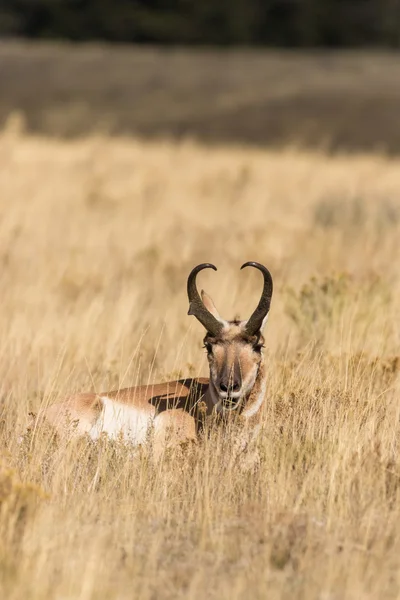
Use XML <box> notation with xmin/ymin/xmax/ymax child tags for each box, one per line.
<box><xmin>219</xmin><ymin>381</ymin><xmax>241</xmax><ymax>393</ymax></box>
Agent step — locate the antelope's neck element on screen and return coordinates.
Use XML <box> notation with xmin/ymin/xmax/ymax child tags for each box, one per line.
<box><xmin>240</xmin><ymin>362</ymin><xmax>266</xmax><ymax>421</ymax></box>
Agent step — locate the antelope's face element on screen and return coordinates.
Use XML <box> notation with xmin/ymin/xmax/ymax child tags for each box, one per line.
<box><xmin>187</xmin><ymin>261</ymin><xmax>273</xmax><ymax>414</ymax></box>
<box><xmin>204</xmin><ymin>323</ymin><xmax>265</xmax><ymax>411</ymax></box>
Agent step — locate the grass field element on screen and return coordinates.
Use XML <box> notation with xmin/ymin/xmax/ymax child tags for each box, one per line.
<box><xmin>0</xmin><ymin>127</ymin><xmax>399</xmax><ymax>599</ymax></box>
<box><xmin>0</xmin><ymin>42</ymin><xmax>400</xmax><ymax>600</ymax></box>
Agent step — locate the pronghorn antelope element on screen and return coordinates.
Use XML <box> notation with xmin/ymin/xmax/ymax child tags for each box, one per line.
<box><xmin>35</xmin><ymin>262</ymin><xmax>273</xmax><ymax>457</ymax></box>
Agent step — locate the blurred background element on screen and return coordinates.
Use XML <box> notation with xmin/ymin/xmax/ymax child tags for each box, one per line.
<box><xmin>0</xmin><ymin>0</ymin><xmax>399</xmax><ymax>384</ymax></box>
<box><xmin>1</xmin><ymin>0</ymin><xmax>400</xmax><ymax>151</ymax></box>
<box><xmin>3</xmin><ymin>0</ymin><xmax>400</xmax><ymax>46</ymax></box>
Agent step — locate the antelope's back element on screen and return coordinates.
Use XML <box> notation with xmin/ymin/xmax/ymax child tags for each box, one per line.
<box><xmin>102</xmin><ymin>377</ymin><xmax>210</xmax><ymax>414</ymax></box>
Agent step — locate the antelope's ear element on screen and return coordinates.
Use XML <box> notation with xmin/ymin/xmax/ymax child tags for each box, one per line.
<box><xmin>244</xmin><ymin>311</ymin><xmax>269</xmax><ymax>335</ymax></box>
<box><xmin>201</xmin><ymin>290</ymin><xmax>223</xmax><ymax>321</ymax></box>
<box><xmin>259</xmin><ymin>313</ymin><xmax>269</xmax><ymax>332</ymax></box>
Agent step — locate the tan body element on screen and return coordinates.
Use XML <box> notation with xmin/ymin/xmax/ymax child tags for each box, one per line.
<box><xmin>43</xmin><ymin>379</ymin><xmax>209</xmax><ymax>455</ymax></box>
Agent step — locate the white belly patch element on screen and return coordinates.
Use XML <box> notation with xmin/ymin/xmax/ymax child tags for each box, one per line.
<box><xmin>89</xmin><ymin>396</ymin><xmax>155</xmax><ymax>445</ymax></box>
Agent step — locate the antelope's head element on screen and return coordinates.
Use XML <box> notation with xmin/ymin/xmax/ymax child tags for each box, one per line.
<box><xmin>187</xmin><ymin>262</ymin><xmax>273</xmax><ymax>414</ymax></box>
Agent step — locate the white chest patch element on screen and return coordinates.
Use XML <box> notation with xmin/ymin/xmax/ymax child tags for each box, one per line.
<box><xmin>89</xmin><ymin>396</ymin><xmax>155</xmax><ymax>445</ymax></box>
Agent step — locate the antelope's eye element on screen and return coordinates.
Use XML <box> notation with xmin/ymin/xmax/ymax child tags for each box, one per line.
<box><xmin>253</xmin><ymin>343</ymin><xmax>264</xmax><ymax>353</ymax></box>
<box><xmin>204</xmin><ymin>342</ymin><xmax>213</xmax><ymax>354</ymax></box>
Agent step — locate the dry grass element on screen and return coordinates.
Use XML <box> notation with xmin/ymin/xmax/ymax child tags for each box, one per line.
<box><xmin>0</xmin><ymin>125</ymin><xmax>399</xmax><ymax>599</ymax></box>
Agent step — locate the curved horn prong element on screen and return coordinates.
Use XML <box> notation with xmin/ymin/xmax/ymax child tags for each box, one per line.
<box><xmin>241</xmin><ymin>262</ymin><xmax>273</xmax><ymax>335</ymax></box>
<box><xmin>187</xmin><ymin>263</ymin><xmax>223</xmax><ymax>335</ymax></box>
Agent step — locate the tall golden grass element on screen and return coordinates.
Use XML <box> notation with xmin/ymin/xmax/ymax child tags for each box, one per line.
<box><xmin>0</xmin><ymin>125</ymin><xmax>399</xmax><ymax>599</ymax></box>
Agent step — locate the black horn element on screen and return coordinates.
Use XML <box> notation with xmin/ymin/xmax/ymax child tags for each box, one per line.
<box><xmin>187</xmin><ymin>263</ymin><xmax>223</xmax><ymax>336</ymax></box>
<box><xmin>241</xmin><ymin>262</ymin><xmax>273</xmax><ymax>335</ymax></box>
